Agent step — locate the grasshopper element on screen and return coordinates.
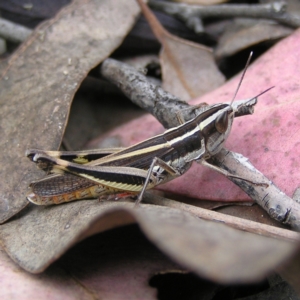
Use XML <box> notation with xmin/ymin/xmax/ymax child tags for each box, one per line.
<box><xmin>26</xmin><ymin>55</ymin><xmax>271</xmax><ymax>206</ymax></box>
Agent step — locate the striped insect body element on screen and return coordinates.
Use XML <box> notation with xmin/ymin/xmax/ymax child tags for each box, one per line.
<box><xmin>26</xmin><ymin>99</ymin><xmax>256</xmax><ymax>205</ymax></box>
<box><xmin>26</xmin><ymin>53</ymin><xmax>272</xmax><ymax>205</ymax></box>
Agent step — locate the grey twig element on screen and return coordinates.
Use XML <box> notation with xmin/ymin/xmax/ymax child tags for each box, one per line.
<box><xmin>100</xmin><ymin>58</ymin><xmax>300</xmax><ymax>230</ymax></box>
<box><xmin>210</xmin><ymin>149</ymin><xmax>300</xmax><ymax>230</ymax></box>
<box><xmin>143</xmin><ymin>193</ymin><xmax>300</xmax><ymax>242</ymax></box>
<box><xmin>149</xmin><ymin>1</ymin><xmax>300</xmax><ymax>30</ymax></box>
<box><xmin>100</xmin><ymin>58</ymin><xmax>191</xmax><ymax>128</ymax></box>
<box><xmin>100</xmin><ymin>58</ymin><xmax>254</xmax><ymax>127</ymax></box>
<box><xmin>0</xmin><ymin>17</ymin><xmax>32</xmax><ymax>43</ymax></box>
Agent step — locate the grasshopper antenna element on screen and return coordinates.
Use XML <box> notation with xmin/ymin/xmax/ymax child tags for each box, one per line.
<box><xmin>251</xmin><ymin>86</ymin><xmax>275</xmax><ymax>100</ymax></box>
<box><xmin>230</xmin><ymin>51</ymin><xmax>253</xmax><ymax>106</ymax></box>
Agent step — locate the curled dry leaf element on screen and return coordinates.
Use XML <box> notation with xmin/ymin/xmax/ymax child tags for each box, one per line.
<box><xmin>94</xmin><ymin>28</ymin><xmax>300</xmax><ymax>203</ymax></box>
<box><xmin>137</xmin><ymin>0</ymin><xmax>225</xmax><ymax>101</ymax></box>
<box><xmin>0</xmin><ymin>224</ymin><xmax>181</xmax><ymax>300</ymax></box>
<box><xmin>0</xmin><ymin>201</ymin><xmax>296</xmax><ymax>284</ymax></box>
<box><xmin>215</xmin><ymin>18</ymin><xmax>293</xmax><ymax>59</ymax></box>
<box><xmin>0</xmin><ymin>0</ymin><xmax>140</xmax><ymax>223</ymax></box>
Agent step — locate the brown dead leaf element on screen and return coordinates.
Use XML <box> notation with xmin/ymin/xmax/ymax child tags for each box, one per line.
<box><xmin>215</xmin><ymin>18</ymin><xmax>293</xmax><ymax>59</ymax></box>
<box><xmin>0</xmin><ymin>201</ymin><xmax>296</xmax><ymax>284</ymax></box>
<box><xmin>0</xmin><ymin>224</ymin><xmax>182</xmax><ymax>299</ymax></box>
<box><xmin>57</xmin><ymin>224</ymin><xmax>183</xmax><ymax>300</ymax></box>
<box><xmin>0</xmin><ymin>0</ymin><xmax>140</xmax><ymax>223</ymax></box>
<box><xmin>137</xmin><ymin>0</ymin><xmax>225</xmax><ymax>100</ymax></box>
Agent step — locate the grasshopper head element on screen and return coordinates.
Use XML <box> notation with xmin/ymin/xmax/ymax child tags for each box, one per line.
<box><xmin>203</xmin><ymin>52</ymin><xmax>254</xmax><ymax>158</ymax></box>
<box><xmin>200</xmin><ymin>104</ymin><xmax>235</xmax><ymax>157</ymax></box>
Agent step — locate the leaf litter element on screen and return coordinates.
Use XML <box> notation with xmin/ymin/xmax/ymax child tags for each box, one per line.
<box><xmin>1</xmin><ymin>223</ymin><xmax>182</xmax><ymax>300</ymax></box>
<box><xmin>215</xmin><ymin>18</ymin><xmax>293</xmax><ymax>59</ymax></box>
<box><xmin>137</xmin><ymin>0</ymin><xmax>225</xmax><ymax>101</ymax></box>
<box><xmin>0</xmin><ymin>1</ymin><xmax>300</xmax><ymax>298</ymax></box>
<box><xmin>0</xmin><ymin>201</ymin><xmax>296</xmax><ymax>283</ymax></box>
<box><xmin>0</xmin><ymin>0</ymin><xmax>140</xmax><ymax>223</ymax></box>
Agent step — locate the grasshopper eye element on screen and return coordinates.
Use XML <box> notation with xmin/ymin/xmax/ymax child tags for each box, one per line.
<box><xmin>215</xmin><ymin>112</ymin><xmax>229</xmax><ymax>133</ymax></box>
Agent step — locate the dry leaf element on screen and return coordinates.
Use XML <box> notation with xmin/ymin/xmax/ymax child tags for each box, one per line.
<box><xmin>137</xmin><ymin>0</ymin><xmax>225</xmax><ymax>100</ymax></box>
<box><xmin>63</xmin><ymin>76</ymin><xmax>145</xmax><ymax>150</ymax></box>
<box><xmin>0</xmin><ymin>224</ymin><xmax>182</xmax><ymax>299</ymax></box>
<box><xmin>0</xmin><ymin>202</ymin><xmax>296</xmax><ymax>284</ymax></box>
<box><xmin>0</xmin><ymin>0</ymin><xmax>140</xmax><ymax>224</ymax></box>
<box><xmin>215</xmin><ymin>18</ymin><xmax>293</xmax><ymax>59</ymax></box>
<box><xmin>1</xmin><ymin>1</ymin><xmax>299</xmax><ymax>294</ymax></box>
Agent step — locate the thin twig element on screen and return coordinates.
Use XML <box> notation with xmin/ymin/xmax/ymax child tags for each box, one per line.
<box><xmin>0</xmin><ymin>17</ymin><xmax>32</xmax><ymax>43</ymax></box>
<box><xmin>100</xmin><ymin>58</ymin><xmax>254</xmax><ymax>126</ymax></box>
<box><xmin>143</xmin><ymin>193</ymin><xmax>300</xmax><ymax>243</ymax></box>
<box><xmin>210</xmin><ymin>149</ymin><xmax>300</xmax><ymax>230</ymax></box>
<box><xmin>100</xmin><ymin>58</ymin><xmax>191</xmax><ymax>128</ymax></box>
<box><xmin>149</xmin><ymin>1</ymin><xmax>300</xmax><ymax>30</ymax></box>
